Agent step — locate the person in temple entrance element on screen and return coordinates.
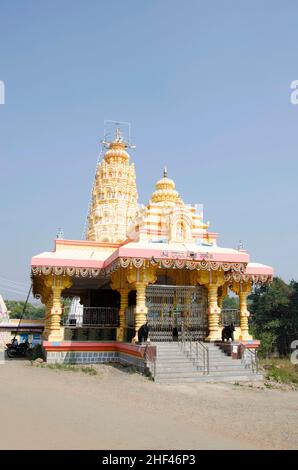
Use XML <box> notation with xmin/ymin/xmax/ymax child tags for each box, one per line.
<box><xmin>138</xmin><ymin>322</ymin><xmax>149</xmax><ymax>343</ymax></box>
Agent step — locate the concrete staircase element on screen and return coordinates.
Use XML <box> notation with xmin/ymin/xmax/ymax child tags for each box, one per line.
<box><xmin>153</xmin><ymin>342</ymin><xmax>263</xmax><ymax>383</ymax></box>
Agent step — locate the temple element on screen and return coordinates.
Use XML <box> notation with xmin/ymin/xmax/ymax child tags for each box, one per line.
<box><xmin>31</xmin><ymin>129</ymin><xmax>273</xmax><ymax>373</ymax></box>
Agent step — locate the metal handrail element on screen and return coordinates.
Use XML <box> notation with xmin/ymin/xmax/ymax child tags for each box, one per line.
<box><xmin>179</xmin><ymin>324</ymin><xmax>209</xmax><ymax>375</ymax></box>
<box><xmin>240</xmin><ymin>344</ymin><xmax>258</xmax><ymax>373</ymax></box>
<box><xmin>144</xmin><ymin>343</ymin><xmax>156</xmax><ymax>380</ymax></box>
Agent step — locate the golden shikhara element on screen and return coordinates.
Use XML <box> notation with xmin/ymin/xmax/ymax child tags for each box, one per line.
<box><xmin>87</xmin><ymin>133</ymin><xmax>139</xmax><ymax>243</ymax></box>
<box><xmin>87</xmin><ymin>126</ymin><xmax>214</xmax><ymax>246</ymax></box>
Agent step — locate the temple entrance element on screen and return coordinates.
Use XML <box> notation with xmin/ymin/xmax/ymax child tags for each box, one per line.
<box><xmin>146</xmin><ymin>285</ymin><xmax>208</xmax><ymax>342</ymax></box>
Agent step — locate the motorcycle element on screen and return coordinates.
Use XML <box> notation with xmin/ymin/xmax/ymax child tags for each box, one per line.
<box><xmin>6</xmin><ymin>341</ymin><xmax>34</xmax><ymax>359</ymax></box>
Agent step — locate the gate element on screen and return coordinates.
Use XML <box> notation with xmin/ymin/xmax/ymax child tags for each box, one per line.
<box><xmin>146</xmin><ymin>285</ymin><xmax>208</xmax><ymax>342</ymax></box>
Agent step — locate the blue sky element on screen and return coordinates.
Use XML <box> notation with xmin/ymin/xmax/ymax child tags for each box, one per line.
<box><xmin>0</xmin><ymin>0</ymin><xmax>298</xmax><ymax>299</ymax></box>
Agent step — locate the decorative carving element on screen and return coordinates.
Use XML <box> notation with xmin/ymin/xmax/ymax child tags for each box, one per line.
<box><xmin>32</xmin><ymin>266</ymin><xmax>104</xmax><ymax>278</ymax></box>
<box><xmin>224</xmin><ymin>272</ymin><xmax>272</xmax><ymax>286</ymax></box>
<box><xmin>126</xmin><ymin>266</ymin><xmax>157</xmax><ymax>287</ymax></box>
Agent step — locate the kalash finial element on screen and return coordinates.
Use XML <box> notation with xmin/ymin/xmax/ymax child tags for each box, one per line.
<box><xmin>163</xmin><ymin>167</ymin><xmax>167</xmax><ymax>178</ymax></box>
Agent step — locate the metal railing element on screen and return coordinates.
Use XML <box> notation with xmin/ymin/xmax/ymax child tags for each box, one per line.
<box><xmin>240</xmin><ymin>344</ymin><xmax>259</xmax><ymax>373</ymax></box>
<box><xmin>179</xmin><ymin>325</ymin><xmax>209</xmax><ymax>375</ymax></box>
<box><xmin>62</xmin><ymin>307</ymin><xmax>119</xmax><ymax>328</ymax></box>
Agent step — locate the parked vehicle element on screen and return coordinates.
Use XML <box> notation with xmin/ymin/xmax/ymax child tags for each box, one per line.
<box><xmin>6</xmin><ymin>341</ymin><xmax>33</xmax><ymax>359</ymax></box>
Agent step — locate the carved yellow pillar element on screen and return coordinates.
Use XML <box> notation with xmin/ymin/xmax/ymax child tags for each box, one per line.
<box><xmin>193</xmin><ymin>271</ymin><xmax>225</xmax><ymax>342</ymax></box>
<box><xmin>231</xmin><ymin>280</ymin><xmax>253</xmax><ymax>341</ymax></box>
<box><xmin>206</xmin><ymin>283</ymin><xmax>222</xmax><ymax>341</ymax></box>
<box><xmin>134</xmin><ymin>281</ymin><xmax>147</xmax><ymax>342</ymax></box>
<box><xmin>117</xmin><ymin>288</ymin><xmax>129</xmax><ymax>341</ymax></box>
<box><xmin>43</xmin><ymin>275</ymin><xmax>72</xmax><ymax>342</ymax></box>
<box><xmin>50</xmin><ymin>284</ymin><xmax>64</xmax><ymax>342</ymax></box>
<box><xmin>239</xmin><ymin>284</ymin><xmax>252</xmax><ymax>341</ymax></box>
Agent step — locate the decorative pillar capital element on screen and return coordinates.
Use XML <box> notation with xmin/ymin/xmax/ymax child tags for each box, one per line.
<box><xmin>230</xmin><ymin>280</ymin><xmax>252</xmax><ymax>296</ymax></box>
<box><xmin>126</xmin><ymin>266</ymin><xmax>157</xmax><ymax>287</ymax></box>
<box><xmin>111</xmin><ymin>269</ymin><xmax>130</xmax><ymax>292</ymax></box>
<box><xmin>191</xmin><ymin>269</ymin><xmax>225</xmax><ymax>288</ymax></box>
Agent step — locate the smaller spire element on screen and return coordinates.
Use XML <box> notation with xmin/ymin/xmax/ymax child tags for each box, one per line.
<box><xmin>163</xmin><ymin>167</ymin><xmax>167</xmax><ymax>178</ymax></box>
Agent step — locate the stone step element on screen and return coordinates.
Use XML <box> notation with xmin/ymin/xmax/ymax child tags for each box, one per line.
<box><xmin>186</xmin><ymin>356</ymin><xmax>243</xmax><ymax>365</ymax></box>
<box><xmin>206</xmin><ymin>369</ymin><xmax>251</xmax><ymax>376</ymax></box>
<box><xmin>155</xmin><ymin>374</ymin><xmax>262</xmax><ymax>384</ymax></box>
<box><xmin>155</xmin><ymin>372</ymin><xmax>203</xmax><ymax>380</ymax></box>
<box><xmin>156</xmin><ymin>361</ymin><xmax>198</xmax><ymax>366</ymax></box>
<box><xmin>186</xmin><ymin>354</ymin><xmax>227</xmax><ymax>360</ymax></box>
<box><xmin>156</xmin><ymin>366</ymin><xmax>199</xmax><ymax>373</ymax></box>
<box><xmin>157</xmin><ymin>356</ymin><xmax>187</xmax><ymax>360</ymax></box>
<box><xmin>156</xmin><ymin>356</ymin><xmax>195</xmax><ymax>360</ymax></box>
<box><xmin>156</xmin><ymin>360</ymin><xmax>198</xmax><ymax>366</ymax></box>
<box><xmin>184</xmin><ymin>352</ymin><xmax>227</xmax><ymax>361</ymax></box>
<box><xmin>156</xmin><ymin>366</ymin><xmax>251</xmax><ymax>376</ymax></box>
<box><xmin>153</xmin><ymin>341</ymin><xmax>260</xmax><ymax>384</ymax></box>
<box><xmin>156</xmin><ymin>346</ymin><xmax>181</xmax><ymax>352</ymax></box>
<box><xmin>209</xmin><ymin>364</ymin><xmax>249</xmax><ymax>370</ymax></box>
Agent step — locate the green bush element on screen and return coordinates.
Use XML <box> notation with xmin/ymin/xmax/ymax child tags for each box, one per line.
<box><xmin>31</xmin><ymin>344</ymin><xmax>44</xmax><ymax>360</ymax></box>
<box><xmin>257</xmin><ymin>331</ymin><xmax>277</xmax><ymax>358</ymax></box>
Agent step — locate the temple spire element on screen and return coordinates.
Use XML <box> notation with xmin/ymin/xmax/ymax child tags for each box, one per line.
<box><xmin>86</xmin><ymin>128</ymin><xmax>138</xmax><ymax>243</ymax></box>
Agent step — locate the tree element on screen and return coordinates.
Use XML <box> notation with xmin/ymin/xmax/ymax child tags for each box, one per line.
<box><xmin>5</xmin><ymin>300</ymin><xmax>45</xmax><ymax>320</ymax></box>
<box><xmin>222</xmin><ymin>296</ymin><xmax>239</xmax><ymax>309</ymax></box>
<box><xmin>249</xmin><ymin>277</ymin><xmax>297</xmax><ymax>356</ymax></box>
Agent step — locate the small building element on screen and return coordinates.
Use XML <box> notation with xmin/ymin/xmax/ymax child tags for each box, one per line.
<box><xmin>31</xmin><ymin>130</ymin><xmax>273</xmax><ymax>368</ymax></box>
<box><xmin>0</xmin><ymin>295</ymin><xmax>43</xmax><ymax>347</ymax></box>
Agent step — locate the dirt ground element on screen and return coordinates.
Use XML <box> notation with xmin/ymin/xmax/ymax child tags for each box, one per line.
<box><xmin>0</xmin><ymin>360</ymin><xmax>297</xmax><ymax>450</ymax></box>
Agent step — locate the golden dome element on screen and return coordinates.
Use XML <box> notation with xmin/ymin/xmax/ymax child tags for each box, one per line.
<box><xmin>151</xmin><ymin>168</ymin><xmax>182</xmax><ymax>203</ymax></box>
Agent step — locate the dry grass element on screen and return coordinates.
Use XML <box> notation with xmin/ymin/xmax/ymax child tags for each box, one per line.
<box><xmin>260</xmin><ymin>358</ymin><xmax>298</xmax><ymax>386</ymax></box>
<box><xmin>33</xmin><ymin>362</ymin><xmax>98</xmax><ymax>375</ymax></box>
